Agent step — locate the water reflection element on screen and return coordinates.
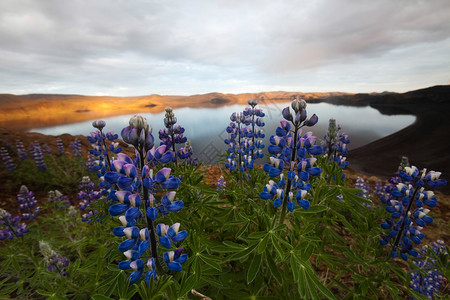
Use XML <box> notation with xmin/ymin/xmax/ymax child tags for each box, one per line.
<box><xmin>29</xmin><ymin>102</ymin><xmax>415</xmax><ymax>164</ymax></box>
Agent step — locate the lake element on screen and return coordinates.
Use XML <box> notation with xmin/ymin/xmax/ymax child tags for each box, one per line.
<box><xmin>29</xmin><ymin>102</ymin><xmax>415</xmax><ymax>164</ymax></box>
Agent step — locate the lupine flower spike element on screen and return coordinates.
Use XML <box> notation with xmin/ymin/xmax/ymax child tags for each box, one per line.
<box><xmin>380</xmin><ymin>159</ymin><xmax>447</xmax><ymax>261</ymax></box>
<box><xmin>104</xmin><ymin>115</ymin><xmax>188</xmax><ymax>285</ymax></box>
<box><xmin>70</xmin><ymin>138</ymin><xmax>82</xmax><ymax>157</ymax></box>
<box><xmin>56</xmin><ymin>137</ymin><xmax>65</xmax><ymax>156</ymax></box>
<box><xmin>17</xmin><ymin>185</ymin><xmax>40</xmax><ymax>220</ymax></box>
<box><xmin>324</xmin><ymin>118</ymin><xmax>349</xmax><ymax>168</ymax></box>
<box><xmin>409</xmin><ymin>240</ymin><xmax>447</xmax><ymax>298</ymax></box>
<box><xmin>15</xmin><ymin>140</ymin><xmax>27</xmax><ymax>160</ymax></box>
<box><xmin>39</xmin><ymin>241</ymin><xmax>69</xmax><ymax>276</ymax></box>
<box><xmin>0</xmin><ymin>208</ymin><xmax>28</xmax><ymax>240</ymax></box>
<box><xmin>159</xmin><ymin>107</ymin><xmax>192</xmax><ymax>163</ymax></box>
<box><xmin>77</xmin><ymin>176</ymin><xmax>103</xmax><ymax>223</ymax></box>
<box><xmin>260</xmin><ymin>98</ymin><xmax>322</xmax><ymax>223</ymax></box>
<box><xmin>224</xmin><ymin>100</ymin><xmax>265</xmax><ymax>177</ymax></box>
<box><xmin>30</xmin><ymin>142</ymin><xmax>47</xmax><ymax>171</ymax></box>
<box><xmin>0</xmin><ymin>147</ymin><xmax>16</xmax><ymax>172</ymax></box>
<box><xmin>48</xmin><ymin>190</ymin><xmax>70</xmax><ymax>209</ymax></box>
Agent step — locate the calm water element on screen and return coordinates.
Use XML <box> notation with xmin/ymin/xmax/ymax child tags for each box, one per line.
<box><xmin>29</xmin><ymin>102</ymin><xmax>415</xmax><ymax>164</ymax></box>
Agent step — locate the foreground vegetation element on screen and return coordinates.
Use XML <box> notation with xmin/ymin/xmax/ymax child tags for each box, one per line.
<box><xmin>0</xmin><ymin>100</ymin><xmax>448</xmax><ymax>299</ymax></box>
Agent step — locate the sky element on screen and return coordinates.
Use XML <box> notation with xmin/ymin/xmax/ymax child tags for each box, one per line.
<box><xmin>0</xmin><ymin>0</ymin><xmax>449</xmax><ymax>96</ymax></box>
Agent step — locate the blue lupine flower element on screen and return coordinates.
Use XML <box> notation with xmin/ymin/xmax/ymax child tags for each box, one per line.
<box><xmin>260</xmin><ymin>98</ymin><xmax>322</xmax><ymax>215</ymax></box>
<box><xmin>121</xmin><ymin>115</ymin><xmax>154</xmax><ymax>151</ymax></box>
<box><xmin>0</xmin><ymin>147</ymin><xmax>16</xmax><ymax>172</ymax></box>
<box><xmin>100</xmin><ymin>115</ymin><xmax>188</xmax><ymax>286</ymax></box>
<box><xmin>323</xmin><ymin>118</ymin><xmax>350</xmax><ymax>168</ymax></box>
<box><xmin>48</xmin><ymin>190</ymin><xmax>70</xmax><ymax>209</ymax></box>
<box><xmin>159</xmin><ymin>107</ymin><xmax>194</xmax><ymax>163</ymax></box>
<box><xmin>409</xmin><ymin>240</ymin><xmax>447</xmax><ymax>298</ymax></box>
<box><xmin>56</xmin><ymin>137</ymin><xmax>65</xmax><ymax>156</ymax></box>
<box><xmin>30</xmin><ymin>142</ymin><xmax>47</xmax><ymax>171</ymax></box>
<box><xmin>216</xmin><ymin>176</ymin><xmax>226</xmax><ymax>191</ymax></box>
<box><xmin>15</xmin><ymin>140</ymin><xmax>27</xmax><ymax>160</ymax></box>
<box><xmin>17</xmin><ymin>185</ymin><xmax>39</xmax><ymax>220</ymax></box>
<box><xmin>0</xmin><ymin>208</ymin><xmax>29</xmax><ymax>240</ymax></box>
<box><xmin>42</xmin><ymin>144</ymin><xmax>52</xmax><ymax>154</ymax></box>
<box><xmin>164</xmin><ymin>248</ymin><xmax>188</xmax><ymax>272</ymax></box>
<box><xmin>77</xmin><ymin>176</ymin><xmax>103</xmax><ymax>223</ymax></box>
<box><xmin>224</xmin><ymin>100</ymin><xmax>265</xmax><ymax>176</ymax></box>
<box><xmin>146</xmin><ymin>258</ymin><xmax>157</xmax><ymax>284</ymax></box>
<box><xmin>380</xmin><ymin>162</ymin><xmax>447</xmax><ymax>261</ymax></box>
<box><xmin>70</xmin><ymin>138</ymin><xmax>82</xmax><ymax>157</ymax></box>
<box><xmin>39</xmin><ymin>241</ymin><xmax>70</xmax><ymax>276</ymax></box>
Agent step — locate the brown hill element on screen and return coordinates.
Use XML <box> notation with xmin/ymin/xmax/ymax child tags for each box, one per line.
<box><xmin>0</xmin><ymin>91</ymin><xmax>349</xmax><ymax>130</ymax></box>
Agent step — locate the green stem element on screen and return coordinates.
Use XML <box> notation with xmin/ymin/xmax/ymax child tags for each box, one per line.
<box><xmin>278</xmin><ymin>123</ymin><xmax>300</xmax><ymax>226</ymax></box>
<box><xmin>139</xmin><ymin>148</ymin><xmax>164</xmax><ymax>273</ymax></box>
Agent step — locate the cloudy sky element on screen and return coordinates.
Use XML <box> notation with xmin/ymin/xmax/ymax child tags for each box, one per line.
<box><xmin>1</xmin><ymin>0</ymin><xmax>449</xmax><ymax>96</ymax></box>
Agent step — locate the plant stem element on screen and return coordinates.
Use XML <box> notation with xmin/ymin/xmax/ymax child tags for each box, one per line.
<box><xmin>278</xmin><ymin>123</ymin><xmax>300</xmax><ymax>226</ymax></box>
<box><xmin>138</xmin><ymin>148</ymin><xmax>163</xmax><ymax>273</ymax></box>
<box><xmin>392</xmin><ymin>186</ymin><xmax>420</xmax><ymax>251</ymax></box>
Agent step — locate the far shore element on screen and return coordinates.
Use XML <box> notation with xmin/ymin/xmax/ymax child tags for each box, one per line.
<box><xmin>1</xmin><ymin>85</ymin><xmax>449</xmax><ymax>193</ymax></box>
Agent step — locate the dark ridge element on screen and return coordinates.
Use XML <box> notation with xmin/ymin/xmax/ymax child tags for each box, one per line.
<box><xmin>145</xmin><ymin>103</ymin><xmax>157</xmax><ymax>107</ymax></box>
<box><xmin>210</xmin><ymin>98</ymin><xmax>230</xmax><ymax>104</ymax></box>
<box><xmin>75</xmin><ymin>109</ymin><xmax>90</xmax><ymax>113</ymax></box>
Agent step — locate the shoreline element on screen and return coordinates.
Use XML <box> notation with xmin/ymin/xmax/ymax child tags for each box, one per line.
<box><xmin>1</xmin><ymin>85</ymin><xmax>449</xmax><ymax>193</ymax></box>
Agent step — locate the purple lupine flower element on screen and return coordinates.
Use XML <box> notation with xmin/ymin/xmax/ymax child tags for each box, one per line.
<box><xmin>0</xmin><ymin>208</ymin><xmax>29</xmax><ymax>240</ymax></box>
<box><xmin>0</xmin><ymin>147</ymin><xmax>16</xmax><ymax>172</ymax></box>
<box><xmin>42</xmin><ymin>144</ymin><xmax>52</xmax><ymax>154</ymax></box>
<box><xmin>409</xmin><ymin>240</ymin><xmax>447</xmax><ymax>298</ymax></box>
<box><xmin>159</xmin><ymin>107</ymin><xmax>192</xmax><ymax>163</ymax></box>
<box><xmin>77</xmin><ymin>176</ymin><xmax>103</xmax><ymax>223</ymax></box>
<box><xmin>260</xmin><ymin>99</ymin><xmax>322</xmax><ymax>215</ymax></box>
<box><xmin>48</xmin><ymin>190</ymin><xmax>70</xmax><ymax>209</ymax></box>
<box><xmin>355</xmin><ymin>177</ymin><xmax>371</xmax><ymax>208</ymax></box>
<box><xmin>380</xmin><ymin>162</ymin><xmax>447</xmax><ymax>261</ymax></box>
<box><xmin>121</xmin><ymin>115</ymin><xmax>154</xmax><ymax>152</ymax></box>
<box><xmin>15</xmin><ymin>140</ymin><xmax>27</xmax><ymax>160</ymax></box>
<box><xmin>56</xmin><ymin>137</ymin><xmax>65</xmax><ymax>156</ymax></box>
<box><xmin>86</xmin><ymin>154</ymin><xmax>96</xmax><ymax>172</ymax></box>
<box><xmin>108</xmin><ymin>115</ymin><xmax>187</xmax><ymax>285</ymax></box>
<box><xmin>30</xmin><ymin>142</ymin><xmax>46</xmax><ymax>171</ymax></box>
<box><xmin>323</xmin><ymin>118</ymin><xmax>350</xmax><ymax>168</ymax></box>
<box><xmin>242</xmin><ymin>99</ymin><xmax>266</xmax><ymax>160</ymax></box>
<box><xmin>17</xmin><ymin>185</ymin><xmax>39</xmax><ymax>220</ymax></box>
<box><xmin>70</xmin><ymin>138</ymin><xmax>82</xmax><ymax>157</ymax></box>
<box><xmin>216</xmin><ymin>176</ymin><xmax>226</xmax><ymax>191</ymax></box>
<box><xmin>39</xmin><ymin>241</ymin><xmax>69</xmax><ymax>276</ymax></box>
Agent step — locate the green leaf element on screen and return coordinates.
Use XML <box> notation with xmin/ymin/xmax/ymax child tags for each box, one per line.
<box><xmin>247</xmin><ymin>254</ymin><xmax>262</xmax><ymax>284</ymax></box>
<box><xmin>179</xmin><ymin>273</ymin><xmax>198</xmax><ymax>297</ymax></box>
<box><xmin>248</xmin><ymin>231</ymin><xmax>268</xmax><ymax>239</ymax></box>
<box><xmin>271</xmin><ymin>235</ymin><xmax>285</xmax><ymax>259</ymax></box>
<box><xmin>200</xmin><ymin>255</ymin><xmax>222</xmax><ymax>272</ymax></box>
<box><xmin>295</xmin><ymin>205</ymin><xmax>327</xmax><ymax>214</ymax></box>
<box><xmin>223</xmin><ymin>241</ymin><xmax>247</xmax><ymax>249</ymax></box>
<box><xmin>305</xmin><ymin>268</ymin><xmax>336</xmax><ymax>300</ymax></box>
<box><xmin>236</xmin><ymin>222</ymin><xmax>250</xmax><ymax>238</ymax></box>
<box><xmin>290</xmin><ymin>255</ymin><xmax>299</xmax><ymax>282</ymax></box>
<box><xmin>91</xmin><ymin>295</ymin><xmax>115</xmax><ymax>300</ymax></box>
<box><xmin>228</xmin><ymin>243</ymin><xmax>258</xmax><ymax>261</ymax></box>
<box><xmin>257</xmin><ymin>235</ymin><xmax>270</xmax><ymax>255</ymax></box>
<box><xmin>265</xmin><ymin>249</ymin><xmax>282</xmax><ymax>284</ymax></box>
<box><xmin>37</xmin><ymin>290</ymin><xmax>54</xmax><ymax>296</ymax></box>
<box><xmin>298</xmin><ymin>266</ymin><xmax>308</xmax><ymax>299</ymax></box>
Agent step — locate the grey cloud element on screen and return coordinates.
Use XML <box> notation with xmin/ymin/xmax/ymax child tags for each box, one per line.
<box><xmin>0</xmin><ymin>0</ymin><xmax>448</xmax><ymax>95</ymax></box>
